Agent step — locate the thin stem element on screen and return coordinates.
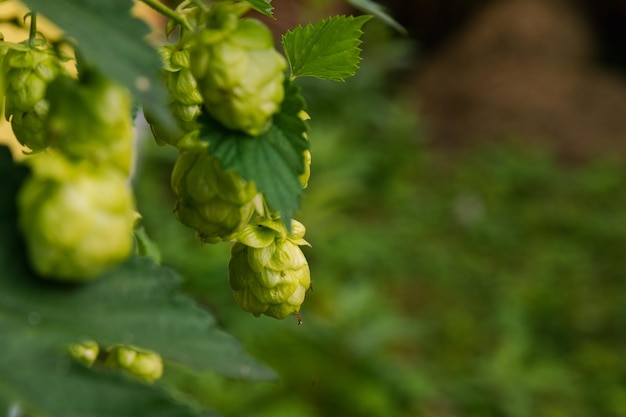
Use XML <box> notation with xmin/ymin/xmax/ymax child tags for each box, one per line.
<box><xmin>189</xmin><ymin>0</ymin><xmax>209</xmax><ymax>11</ymax></box>
<box><xmin>27</xmin><ymin>11</ymin><xmax>37</xmax><ymax>47</ymax></box>
<box><xmin>139</xmin><ymin>0</ymin><xmax>192</xmax><ymax>31</ymax></box>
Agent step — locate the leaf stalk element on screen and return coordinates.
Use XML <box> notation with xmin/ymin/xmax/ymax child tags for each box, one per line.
<box><xmin>27</xmin><ymin>11</ymin><xmax>37</xmax><ymax>47</ymax></box>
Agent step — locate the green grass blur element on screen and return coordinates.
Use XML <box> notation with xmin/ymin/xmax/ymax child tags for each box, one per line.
<box><xmin>133</xmin><ymin>20</ymin><xmax>626</xmax><ymax>417</ymax></box>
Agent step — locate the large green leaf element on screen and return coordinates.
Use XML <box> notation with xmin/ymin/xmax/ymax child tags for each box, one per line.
<box><xmin>199</xmin><ymin>81</ymin><xmax>308</xmax><ymax>224</ymax></box>
<box><xmin>282</xmin><ymin>15</ymin><xmax>372</xmax><ymax>81</ymax></box>
<box><xmin>1</xmin><ymin>327</ymin><xmax>218</xmax><ymax>417</ymax></box>
<box><xmin>21</xmin><ymin>0</ymin><xmax>174</xmax><ymax>127</ymax></box>
<box><xmin>0</xmin><ymin>147</ymin><xmax>275</xmax><ymax>417</ymax></box>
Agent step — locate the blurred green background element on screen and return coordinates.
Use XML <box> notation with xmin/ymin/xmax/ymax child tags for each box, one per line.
<box><xmin>133</xmin><ymin>2</ymin><xmax>626</xmax><ymax>416</ymax></box>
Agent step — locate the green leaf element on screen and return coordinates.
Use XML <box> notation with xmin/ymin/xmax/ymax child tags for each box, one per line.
<box><xmin>1</xmin><ymin>328</ymin><xmax>219</xmax><ymax>417</ymax></box>
<box><xmin>346</xmin><ymin>0</ymin><xmax>406</xmax><ymax>34</ymax></box>
<box><xmin>282</xmin><ymin>14</ymin><xmax>372</xmax><ymax>81</ymax></box>
<box><xmin>21</xmin><ymin>0</ymin><xmax>174</xmax><ymax>128</ymax></box>
<box><xmin>241</xmin><ymin>0</ymin><xmax>273</xmax><ymax>18</ymax></box>
<box><xmin>199</xmin><ymin>81</ymin><xmax>308</xmax><ymax>224</ymax></box>
<box><xmin>0</xmin><ymin>147</ymin><xmax>275</xmax><ymax>417</ymax></box>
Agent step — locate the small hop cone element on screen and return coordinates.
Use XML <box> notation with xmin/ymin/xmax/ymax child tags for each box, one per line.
<box><xmin>299</xmin><ymin>149</ymin><xmax>312</xmax><ymax>189</ymax></box>
<box><xmin>45</xmin><ymin>70</ymin><xmax>135</xmax><ymax>174</ymax></box>
<box><xmin>18</xmin><ymin>152</ymin><xmax>137</xmax><ymax>281</ymax></box>
<box><xmin>171</xmin><ymin>146</ymin><xmax>259</xmax><ymax>243</ymax></box>
<box><xmin>105</xmin><ymin>345</ymin><xmax>163</xmax><ymax>383</ymax></box>
<box><xmin>298</xmin><ymin>111</ymin><xmax>312</xmax><ymax>189</ymax></box>
<box><xmin>10</xmin><ymin>99</ymin><xmax>50</xmax><ymax>153</ymax></box>
<box><xmin>190</xmin><ymin>2</ymin><xmax>287</xmax><ymax>135</ymax></box>
<box><xmin>2</xmin><ymin>43</ymin><xmax>66</xmax><ymax>152</ymax></box>
<box><xmin>68</xmin><ymin>340</ymin><xmax>100</xmax><ymax>367</ymax></box>
<box><xmin>229</xmin><ymin>218</ymin><xmax>311</xmax><ymax>320</ymax></box>
<box><xmin>145</xmin><ymin>43</ymin><xmax>203</xmax><ymax>147</ymax></box>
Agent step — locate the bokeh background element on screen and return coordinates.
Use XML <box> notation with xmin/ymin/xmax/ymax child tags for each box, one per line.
<box><xmin>134</xmin><ymin>0</ymin><xmax>626</xmax><ymax>416</ymax></box>
<box><xmin>7</xmin><ymin>0</ymin><xmax>625</xmax><ymax>416</ymax></box>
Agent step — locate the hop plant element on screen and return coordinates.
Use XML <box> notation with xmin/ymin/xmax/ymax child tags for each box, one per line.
<box><xmin>228</xmin><ymin>218</ymin><xmax>311</xmax><ymax>320</ymax></box>
<box><xmin>45</xmin><ymin>69</ymin><xmax>135</xmax><ymax>174</ymax></box>
<box><xmin>190</xmin><ymin>1</ymin><xmax>287</xmax><ymax>136</ymax></box>
<box><xmin>2</xmin><ymin>41</ymin><xmax>66</xmax><ymax>152</ymax></box>
<box><xmin>18</xmin><ymin>152</ymin><xmax>137</xmax><ymax>281</ymax></box>
<box><xmin>171</xmin><ymin>145</ymin><xmax>259</xmax><ymax>243</ymax></box>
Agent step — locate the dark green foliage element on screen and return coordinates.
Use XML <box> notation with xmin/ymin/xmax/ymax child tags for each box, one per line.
<box><xmin>134</xmin><ymin>21</ymin><xmax>626</xmax><ymax>416</ymax></box>
<box><xmin>0</xmin><ymin>147</ymin><xmax>274</xmax><ymax>417</ymax></box>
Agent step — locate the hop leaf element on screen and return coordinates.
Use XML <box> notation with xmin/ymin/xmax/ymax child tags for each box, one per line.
<box><xmin>282</xmin><ymin>15</ymin><xmax>372</xmax><ymax>81</ymax></box>
<box><xmin>243</xmin><ymin>0</ymin><xmax>274</xmax><ymax>18</ymax></box>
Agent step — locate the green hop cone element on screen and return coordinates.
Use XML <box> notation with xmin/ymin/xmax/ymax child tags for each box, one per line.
<box><xmin>190</xmin><ymin>1</ymin><xmax>287</xmax><ymax>136</ymax></box>
<box><xmin>68</xmin><ymin>340</ymin><xmax>100</xmax><ymax>367</ymax></box>
<box><xmin>105</xmin><ymin>345</ymin><xmax>163</xmax><ymax>383</ymax></box>
<box><xmin>45</xmin><ymin>69</ymin><xmax>135</xmax><ymax>174</ymax></box>
<box><xmin>18</xmin><ymin>152</ymin><xmax>137</xmax><ymax>281</ymax></box>
<box><xmin>229</xmin><ymin>218</ymin><xmax>311</xmax><ymax>319</ymax></box>
<box><xmin>171</xmin><ymin>145</ymin><xmax>259</xmax><ymax>242</ymax></box>
<box><xmin>144</xmin><ymin>43</ymin><xmax>203</xmax><ymax>147</ymax></box>
<box><xmin>300</xmin><ymin>149</ymin><xmax>311</xmax><ymax>188</ymax></box>
<box><xmin>2</xmin><ymin>42</ymin><xmax>65</xmax><ymax>151</ymax></box>
<box><xmin>10</xmin><ymin>99</ymin><xmax>50</xmax><ymax>152</ymax></box>
<box><xmin>298</xmin><ymin>111</ymin><xmax>311</xmax><ymax>188</ymax></box>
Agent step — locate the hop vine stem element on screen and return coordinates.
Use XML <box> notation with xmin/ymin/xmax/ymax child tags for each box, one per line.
<box><xmin>26</xmin><ymin>11</ymin><xmax>37</xmax><ymax>47</ymax></box>
<box><xmin>139</xmin><ymin>0</ymin><xmax>192</xmax><ymax>31</ymax></box>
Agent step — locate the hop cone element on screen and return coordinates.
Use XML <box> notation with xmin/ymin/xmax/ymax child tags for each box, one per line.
<box><xmin>18</xmin><ymin>152</ymin><xmax>137</xmax><ymax>281</ymax></box>
<box><xmin>45</xmin><ymin>70</ymin><xmax>135</xmax><ymax>174</ymax></box>
<box><xmin>144</xmin><ymin>43</ymin><xmax>203</xmax><ymax>147</ymax></box>
<box><xmin>298</xmin><ymin>111</ymin><xmax>311</xmax><ymax>188</ymax></box>
<box><xmin>171</xmin><ymin>146</ymin><xmax>258</xmax><ymax>243</ymax></box>
<box><xmin>229</xmin><ymin>218</ymin><xmax>311</xmax><ymax>319</ymax></box>
<box><xmin>105</xmin><ymin>345</ymin><xmax>163</xmax><ymax>383</ymax></box>
<box><xmin>190</xmin><ymin>2</ymin><xmax>287</xmax><ymax>136</ymax></box>
<box><xmin>68</xmin><ymin>340</ymin><xmax>100</xmax><ymax>367</ymax></box>
<box><xmin>2</xmin><ymin>42</ymin><xmax>65</xmax><ymax>151</ymax></box>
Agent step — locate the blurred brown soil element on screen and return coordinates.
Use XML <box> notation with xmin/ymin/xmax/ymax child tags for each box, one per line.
<box><xmin>410</xmin><ymin>0</ymin><xmax>626</xmax><ymax>161</ymax></box>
